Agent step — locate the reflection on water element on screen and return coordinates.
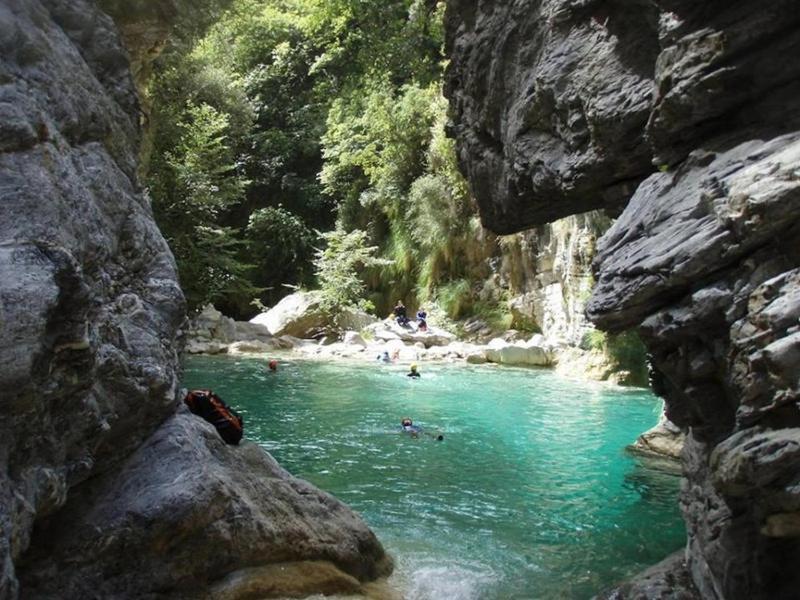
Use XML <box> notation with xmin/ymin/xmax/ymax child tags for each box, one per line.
<box><xmin>183</xmin><ymin>355</ymin><xmax>686</xmax><ymax>599</ymax></box>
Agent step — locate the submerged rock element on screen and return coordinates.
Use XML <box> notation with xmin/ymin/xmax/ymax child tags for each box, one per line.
<box><xmin>594</xmin><ymin>551</ymin><xmax>700</xmax><ymax>600</ymax></box>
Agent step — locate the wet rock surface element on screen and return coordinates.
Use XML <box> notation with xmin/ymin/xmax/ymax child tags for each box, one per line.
<box><xmin>595</xmin><ymin>551</ymin><xmax>699</xmax><ymax>600</ymax></box>
<box><xmin>0</xmin><ymin>1</ymin><xmax>389</xmax><ymax>598</ymax></box>
<box><xmin>446</xmin><ymin>0</ymin><xmax>800</xmax><ymax>597</ymax></box>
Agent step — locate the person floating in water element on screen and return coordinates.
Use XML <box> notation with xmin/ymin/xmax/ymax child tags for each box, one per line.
<box><xmin>400</xmin><ymin>417</ymin><xmax>443</xmax><ymax>441</ymax></box>
<box><xmin>407</xmin><ymin>363</ymin><xmax>420</xmax><ymax>378</ymax></box>
<box><xmin>394</xmin><ymin>300</ymin><xmax>409</xmax><ymax>326</ymax></box>
<box><xmin>401</xmin><ymin>417</ymin><xmax>420</xmax><ymax>437</ymax></box>
<box><xmin>268</xmin><ymin>359</ymin><xmax>278</xmax><ymax>371</ymax></box>
<box><xmin>416</xmin><ymin>307</ymin><xmax>428</xmax><ymax>332</ymax></box>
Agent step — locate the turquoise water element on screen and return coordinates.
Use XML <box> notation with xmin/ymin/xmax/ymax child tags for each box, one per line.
<box><xmin>182</xmin><ymin>355</ymin><xmax>685</xmax><ymax>599</ymax></box>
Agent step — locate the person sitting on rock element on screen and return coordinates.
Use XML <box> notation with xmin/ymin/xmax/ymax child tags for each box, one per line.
<box><xmin>394</xmin><ymin>300</ymin><xmax>409</xmax><ymax>326</ymax></box>
<box><xmin>416</xmin><ymin>307</ymin><xmax>428</xmax><ymax>332</ymax></box>
<box><xmin>407</xmin><ymin>363</ymin><xmax>421</xmax><ymax>378</ymax></box>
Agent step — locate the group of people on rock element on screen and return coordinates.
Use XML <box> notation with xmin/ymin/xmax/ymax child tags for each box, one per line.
<box><xmin>392</xmin><ymin>300</ymin><xmax>427</xmax><ymax>332</ymax></box>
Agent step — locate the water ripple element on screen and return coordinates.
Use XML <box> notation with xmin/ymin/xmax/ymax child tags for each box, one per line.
<box><xmin>183</xmin><ymin>356</ymin><xmax>685</xmax><ymax>599</ymax></box>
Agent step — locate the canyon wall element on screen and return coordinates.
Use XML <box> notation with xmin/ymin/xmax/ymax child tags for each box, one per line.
<box><xmin>496</xmin><ymin>212</ymin><xmax>608</xmax><ymax>346</ymax></box>
<box><xmin>0</xmin><ymin>1</ymin><xmax>389</xmax><ymax>598</ymax></box>
<box><xmin>445</xmin><ymin>0</ymin><xmax>800</xmax><ymax>598</ymax></box>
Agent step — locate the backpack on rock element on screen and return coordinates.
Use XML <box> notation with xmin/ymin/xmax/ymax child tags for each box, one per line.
<box><xmin>184</xmin><ymin>389</ymin><xmax>244</xmax><ymax>445</ymax></box>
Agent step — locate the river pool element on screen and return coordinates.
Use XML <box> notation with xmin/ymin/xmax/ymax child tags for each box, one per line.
<box><xmin>182</xmin><ymin>355</ymin><xmax>685</xmax><ymax>600</ymax></box>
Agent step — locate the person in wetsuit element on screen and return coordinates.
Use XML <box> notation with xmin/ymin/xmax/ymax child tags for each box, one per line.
<box><xmin>416</xmin><ymin>307</ymin><xmax>428</xmax><ymax>332</ymax></box>
<box><xmin>407</xmin><ymin>363</ymin><xmax>420</xmax><ymax>378</ymax></box>
<box><xmin>394</xmin><ymin>300</ymin><xmax>409</xmax><ymax>326</ymax></box>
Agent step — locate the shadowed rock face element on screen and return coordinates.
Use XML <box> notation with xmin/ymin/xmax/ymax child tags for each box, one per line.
<box><xmin>445</xmin><ymin>0</ymin><xmax>661</xmax><ymax>233</ymax></box>
<box><xmin>445</xmin><ymin>0</ymin><xmax>800</xmax><ymax>234</ymax></box>
<box><xmin>446</xmin><ymin>1</ymin><xmax>800</xmax><ymax>598</ymax></box>
<box><xmin>0</xmin><ymin>0</ymin><xmax>390</xmax><ymax>597</ymax></box>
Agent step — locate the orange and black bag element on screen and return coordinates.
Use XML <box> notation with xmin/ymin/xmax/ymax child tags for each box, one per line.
<box><xmin>184</xmin><ymin>389</ymin><xmax>243</xmax><ymax>445</ymax></box>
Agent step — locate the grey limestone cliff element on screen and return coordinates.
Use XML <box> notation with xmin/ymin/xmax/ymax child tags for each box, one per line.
<box><xmin>0</xmin><ymin>1</ymin><xmax>389</xmax><ymax>598</ymax></box>
<box><xmin>446</xmin><ymin>0</ymin><xmax>800</xmax><ymax>598</ymax></box>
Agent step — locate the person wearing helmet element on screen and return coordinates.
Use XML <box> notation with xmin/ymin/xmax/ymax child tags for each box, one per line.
<box><xmin>407</xmin><ymin>363</ymin><xmax>420</xmax><ymax>378</ymax></box>
<box><xmin>401</xmin><ymin>417</ymin><xmax>420</xmax><ymax>437</ymax></box>
<box><xmin>416</xmin><ymin>307</ymin><xmax>428</xmax><ymax>332</ymax></box>
<box><xmin>394</xmin><ymin>300</ymin><xmax>409</xmax><ymax>326</ymax></box>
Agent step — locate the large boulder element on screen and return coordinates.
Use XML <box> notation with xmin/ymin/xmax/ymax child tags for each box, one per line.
<box><xmin>484</xmin><ymin>338</ymin><xmax>554</xmax><ymax>367</ymax></box>
<box><xmin>18</xmin><ymin>412</ymin><xmax>392</xmax><ymax>598</ymax></box>
<box><xmin>0</xmin><ymin>2</ymin><xmax>391</xmax><ymax>597</ymax></box>
<box><xmin>337</xmin><ymin>307</ymin><xmax>379</xmax><ymax>332</ymax></box>
<box><xmin>250</xmin><ymin>291</ymin><xmax>327</xmax><ymax>337</ymax></box>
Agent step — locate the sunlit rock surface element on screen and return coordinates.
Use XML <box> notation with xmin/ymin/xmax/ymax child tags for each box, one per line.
<box><xmin>446</xmin><ymin>0</ymin><xmax>800</xmax><ymax>597</ymax></box>
<box><xmin>0</xmin><ymin>1</ymin><xmax>390</xmax><ymax>597</ymax></box>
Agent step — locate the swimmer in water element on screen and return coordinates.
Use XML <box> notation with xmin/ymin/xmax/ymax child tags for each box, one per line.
<box><xmin>268</xmin><ymin>359</ymin><xmax>278</xmax><ymax>371</ymax></box>
<box><xmin>401</xmin><ymin>417</ymin><xmax>419</xmax><ymax>438</ymax></box>
<box><xmin>400</xmin><ymin>418</ymin><xmax>444</xmax><ymax>441</ymax></box>
<box><xmin>407</xmin><ymin>363</ymin><xmax>420</xmax><ymax>378</ymax></box>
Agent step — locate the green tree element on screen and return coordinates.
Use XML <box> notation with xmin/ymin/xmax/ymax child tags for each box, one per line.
<box><xmin>150</xmin><ymin>102</ymin><xmax>256</xmax><ymax>312</ymax></box>
<box><xmin>246</xmin><ymin>206</ymin><xmax>316</xmax><ymax>303</ymax></box>
<box><xmin>313</xmin><ymin>229</ymin><xmax>387</xmax><ymax>313</ymax></box>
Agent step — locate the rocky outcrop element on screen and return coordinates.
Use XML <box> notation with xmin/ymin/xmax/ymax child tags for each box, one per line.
<box><xmin>18</xmin><ymin>411</ymin><xmax>392</xmax><ymax>599</ymax></box>
<box><xmin>364</xmin><ymin>320</ymin><xmax>457</xmax><ymax>348</ymax></box>
<box><xmin>499</xmin><ymin>212</ymin><xmax>608</xmax><ymax>347</ymax></box>
<box><xmin>1</xmin><ymin>1</ymin><xmax>389</xmax><ymax>598</ymax></box>
<box><xmin>250</xmin><ymin>291</ymin><xmax>329</xmax><ymax>338</ymax></box>
<box><xmin>588</xmin><ymin>136</ymin><xmax>800</xmax><ymax>599</ymax></box>
<box><xmin>631</xmin><ymin>412</ymin><xmax>686</xmax><ymax>460</ymax></box>
<box><xmin>0</xmin><ymin>0</ymin><xmax>185</xmax><ymax>595</ymax></box>
<box><xmin>184</xmin><ymin>304</ymin><xmax>285</xmax><ymax>354</ymax></box>
<box><xmin>446</xmin><ymin>0</ymin><xmax>800</xmax><ymax>598</ymax></box>
<box><xmin>444</xmin><ymin>0</ymin><xmax>659</xmax><ymax>233</ymax></box>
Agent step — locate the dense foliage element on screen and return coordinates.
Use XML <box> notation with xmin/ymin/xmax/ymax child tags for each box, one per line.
<box><xmin>148</xmin><ymin>0</ymin><xmax>470</xmax><ymax>317</ymax></box>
